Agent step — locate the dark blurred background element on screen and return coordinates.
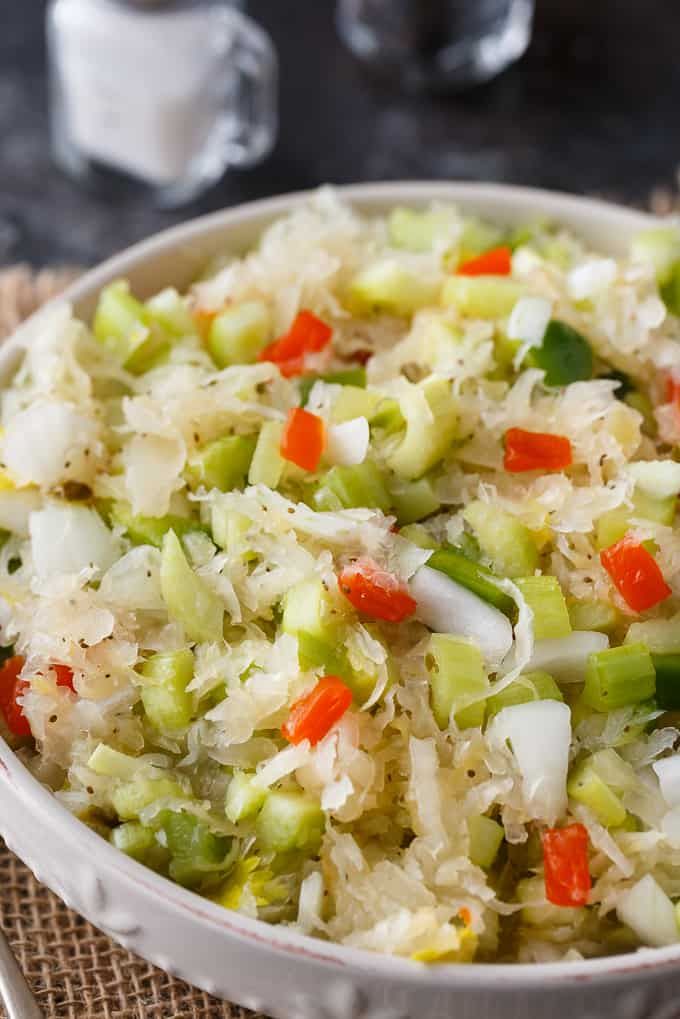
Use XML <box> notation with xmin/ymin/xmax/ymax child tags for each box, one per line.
<box><xmin>1</xmin><ymin>0</ymin><xmax>679</xmax><ymax>267</ymax></box>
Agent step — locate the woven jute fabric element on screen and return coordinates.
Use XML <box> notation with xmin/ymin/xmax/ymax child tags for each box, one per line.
<box><xmin>0</xmin><ymin>264</ymin><xmax>268</xmax><ymax>1019</ymax></box>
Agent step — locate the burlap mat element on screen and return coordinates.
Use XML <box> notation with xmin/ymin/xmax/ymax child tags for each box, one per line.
<box><xmin>0</xmin><ymin>264</ymin><xmax>268</xmax><ymax>1019</ymax></box>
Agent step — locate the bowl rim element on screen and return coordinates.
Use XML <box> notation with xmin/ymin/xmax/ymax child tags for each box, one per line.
<box><xmin>2</xmin><ymin>180</ymin><xmax>675</xmax><ymax>991</ymax></box>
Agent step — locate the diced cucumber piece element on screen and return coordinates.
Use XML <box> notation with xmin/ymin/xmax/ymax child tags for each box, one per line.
<box><xmin>426</xmin><ymin>633</ymin><xmax>489</xmax><ymax>729</ymax></box>
<box><xmin>567</xmin><ymin>598</ymin><xmax>620</xmax><ymax>634</ymax></box>
<box><xmin>567</xmin><ymin>757</ymin><xmax>627</xmax><ymax>827</ymax></box>
<box><xmin>652</xmin><ymin>654</ymin><xmax>680</xmax><ymax>710</ymax></box>
<box><xmin>387</xmin><ymin>378</ymin><xmax>458</xmax><ymax>480</ymax></box>
<box><xmin>210</xmin><ymin>507</ymin><xmax>252</xmax><ymax>554</ymax></box>
<box><xmin>248</xmin><ymin>421</ymin><xmax>285</xmax><ymax>488</ymax></box>
<box><xmin>111</xmin><ymin>777</ymin><xmax>186</xmax><ymax>821</ymax></box>
<box><xmin>515</xmin><ymin>576</ymin><xmax>571</xmax><ymax>640</ymax></box>
<box><xmin>441</xmin><ymin>276</ymin><xmax>522</xmax><ymax>318</ymax></box>
<box><xmin>463</xmin><ymin>500</ymin><xmax>538</xmax><ymax>578</ymax></box>
<box><xmin>347</xmin><ymin>259</ymin><xmax>441</xmax><ymax>316</ymax></box>
<box><xmin>389</xmin><ymin>477</ymin><xmax>440</xmax><ymax>525</ymax></box>
<box><xmin>185</xmin><ymin>435</ymin><xmax>257</xmax><ymax>493</ymax></box>
<box><xmin>398</xmin><ymin>524</ymin><xmax>439</xmax><ymax>550</ymax></box>
<box><xmin>331</xmin><ymin>386</ymin><xmax>385</xmax><ymax>425</ymax></box>
<box><xmin>282</xmin><ymin>576</ymin><xmax>340</xmax><ymax>642</ymax></box>
<box><xmin>111</xmin><ymin>821</ymin><xmax>157</xmax><ymax>861</ymax></box>
<box><xmin>631</xmin><ymin>227</ymin><xmax>680</xmax><ymax>285</ymax></box>
<box><xmin>256</xmin><ymin>790</ymin><xmax>325</xmax><ymax>854</ymax></box>
<box><xmin>388</xmin><ymin>207</ymin><xmax>456</xmax><ymax>252</ymax></box>
<box><xmin>88</xmin><ymin>743</ymin><xmax>142</xmax><ymax>780</ymax></box>
<box><xmin>583</xmin><ymin>642</ymin><xmax>656</xmax><ymax>712</ymax></box>
<box><xmin>93</xmin><ymin>280</ymin><xmax>167</xmax><ymax>372</ymax></box>
<box><xmin>427</xmin><ymin>547</ymin><xmax>514</xmax><ymax>615</ymax></box>
<box><xmin>138</xmin><ymin>649</ymin><xmax>194</xmax><ymax>731</ymax></box>
<box><xmin>111</xmin><ymin>501</ymin><xmax>205</xmax><ymax>548</ymax></box>
<box><xmin>207</xmin><ymin>301</ymin><xmax>271</xmax><ymax>368</ymax></box>
<box><xmin>145</xmin><ymin>287</ymin><xmax>196</xmax><ymax>337</ymax></box>
<box><xmin>313</xmin><ymin>461</ymin><xmax>391</xmax><ymax>513</ymax></box>
<box><xmin>160</xmin><ymin>809</ymin><xmax>231</xmax><ymax>887</ymax></box>
<box><xmin>468</xmin><ymin>815</ymin><xmax>504</xmax><ymax>870</ymax></box>
<box><xmin>526</xmin><ymin>320</ymin><xmax>593</xmax><ymax>387</ymax></box>
<box><xmin>486</xmin><ymin>670</ymin><xmax>563</xmax><ymax>718</ymax></box>
<box><xmin>225</xmin><ymin>772</ymin><xmax>267</xmax><ymax>823</ymax></box>
<box><xmin>160</xmin><ymin>530</ymin><xmax>224</xmax><ymax>643</ymax></box>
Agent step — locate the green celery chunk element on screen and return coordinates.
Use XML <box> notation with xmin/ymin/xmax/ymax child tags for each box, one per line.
<box><xmin>583</xmin><ymin>642</ymin><xmax>656</xmax><ymax>712</ymax></box>
<box><xmin>346</xmin><ymin>259</ymin><xmax>441</xmax><ymax>316</ymax></box>
<box><xmin>88</xmin><ymin>743</ymin><xmax>142</xmax><ymax>780</ymax></box>
<box><xmin>256</xmin><ymin>791</ymin><xmax>325</xmax><ymax>854</ymax></box>
<box><xmin>282</xmin><ymin>576</ymin><xmax>341</xmax><ymax>642</ymax></box>
<box><xmin>468</xmin><ymin>815</ymin><xmax>504</xmax><ymax>870</ymax></box>
<box><xmin>93</xmin><ymin>280</ymin><xmax>167</xmax><ymax>372</ymax></box>
<box><xmin>111</xmin><ymin>501</ymin><xmax>205</xmax><ymax>548</ymax></box>
<box><xmin>111</xmin><ymin>821</ymin><xmax>158</xmax><ymax>862</ymax></box>
<box><xmin>389</xmin><ymin>477</ymin><xmax>441</xmax><ymax>525</ymax></box>
<box><xmin>299</xmin><ymin>368</ymin><xmax>366</xmax><ymax>406</ymax></box>
<box><xmin>515</xmin><ymin>575</ymin><xmax>571</xmax><ymax>640</ymax></box>
<box><xmin>297</xmin><ymin>632</ymin><xmax>350</xmax><ymax>677</ymax></box>
<box><xmin>441</xmin><ymin>276</ymin><xmax>522</xmax><ymax>318</ymax></box>
<box><xmin>111</xmin><ymin>777</ymin><xmax>186</xmax><ymax>821</ymax></box>
<box><xmin>428</xmin><ymin>547</ymin><xmax>515</xmax><ymax>616</ymax></box>
<box><xmin>369</xmin><ymin>397</ymin><xmax>405</xmax><ymax>435</ymax></box>
<box><xmin>567</xmin><ymin>757</ymin><xmax>627</xmax><ymax>828</ymax></box>
<box><xmin>210</xmin><ymin>508</ymin><xmax>252</xmax><ymax>554</ymax></box>
<box><xmin>630</xmin><ymin>227</ymin><xmax>680</xmax><ymax>285</ymax></box>
<box><xmin>160</xmin><ymin>530</ymin><xmax>224</xmax><ymax>643</ymax></box>
<box><xmin>426</xmin><ymin>633</ymin><xmax>489</xmax><ymax>729</ymax></box>
<box><xmin>595</xmin><ymin>507</ymin><xmax>630</xmax><ymax>550</ymax></box>
<box><xmin>145</xmin><ymin>287</ymin><xmax>196</xmax><ymax>337</ymax></box>
<box><xmin>313</xmin><ymin>461</ymin><xmax>391</xmax><ymax>513</ymax></box>
<box><xmin>398</xmin><ymin>524</ymin><xmax>439</xmax><ymax>550</ymax></box>
<box><xmin>596</xmin><ymin>490</ymin><xmax>677</xmax><ymax>549</ymax></box>
<box><xmin>331</xmin><ymin>386</ymin><xmax>385</xmax><ymax>424</ymax></box>
<box><xmin>526</xmin><ymin>320</ymin><xmax>593</xmax><ymax>387</ymax></box>
<box><xmin>387</xmin><ymin>378</ymin><xmax>458</xmax><ymax>480</ymax></box>
<box><xmin>185</xmin><ymin>435</ymin><xmax>256</xmax><ymax>493</ymax></box>
<box><xmin>248</xmin><ymin>421</ymin><xmax>285</xmax><ymax>488</ymax></box>
<box><xmin>388</xmin><ymin>207</ymin><xmax>457</xmax><ymax>252</ymax></box>
<box><xmin>207</xmin><ymin>301</ymin><xmax>271</xmax><ymax>367</ymax></box>
<box><xmin>160</xmin><ymin>809</ymin><xmax>231</xmax><ymax>887</ymax></box>
<box><xmin>463</xmin><ymin>500</ymin><xmax>538</xmax><ymax>578</ymax></box>
<box><xmin>517</xmin><ymin>875</ymin><xmax>584</xmax><ymax>927</ymax></box>
<box><xmin>486</xmin><ymin>670</ymin><xmax>563</xmax><ymax>718</ymax></box>
<box><xmin>652</xmin><ymin>654</ymin><xmax>680</xmax><ymax>710</ymax></box>
<box><xmin>225</xmin><ymin>772</ymin><xmax>267</xmax><ymax>823</ymax></box>
<box><xmin>632</xmin><ymin>488</ymin><xmax>677</xmax><ymax>526</ymax></box>
<box><xmin>138</xmin><ymin>649</ymin><xmax>194</xmax><ymax>731</ymax></box>
<box><xmin>567</xmin><ymin>597</ymin><xmax>620</xmax><ymax>634</ymax></box>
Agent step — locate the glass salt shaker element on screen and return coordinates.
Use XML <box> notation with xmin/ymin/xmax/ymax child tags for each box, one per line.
<box><xmin>46</xmin><ymin>0</ymin><xmax>278</xmax><ymax>207</ymax></box>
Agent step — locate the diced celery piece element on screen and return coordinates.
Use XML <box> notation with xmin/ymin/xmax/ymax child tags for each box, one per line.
<box><xmin>426</xmin><ymin>633</ymin><xmax>489</xmax><ymax>729</ymax></box>
<box><xmin>282</xmin><ymin>576</ymin><xmax>340</xmax><ymax>642</ymax></box>
<box><xmin>207</xmin><ymin>301</ymin><xmax>271</xmax><ymax>367</ymax></box>
<box><xmin>256</xmin><ymin>791</ymin><xmax>325</xmax><ymax>854</ymax></box>
<box><xmin>185</xmin><ymin>435</ymin><xmax>256</xmax><ymax>493</ymax></box>
<box><xmin>567</xmin><ymin>757</ymin><xmax>627</xmax><ymax>827</ymax></box>
<box><xmin>441</xmin><ymin>276</ymin><xmax>522</xmax><ymax>318</ymax></box>
<box><xmin>427</xmin><ymin>546</ymin><xmax>514</xmax><ymax>616</ymax></box>
<box><xmin>630</xmin><ymin>228</ymin><xmax>680</xmax><ymax>285</ymax></box>
<box><xmin>346</xmin><ymin>259</ymin><xmax>441</xmax><ymax>316</ymax></box>
<box><xmin>369</xmin><ymin>397</ymin><xmax>405</xmax><ymax>435</ymax></box>
<box><xmin>111</xmin><ymin>821</ymin><xmax>157</xmax><ymax>861</ymax></box>
<box><xmin>160</xmin><ymin>809</ymin><xmax>231</xmax><ymax>887</ymax></box>
<box><xmin>145</xmin><ymin>287</ymin><xmax>196</xmax><ymax>337</ymax></box>
<box><xmin>248</xmin><ymin>421</ymin><xmax>285</xmax><ymax>488</ymax></box>
<box><xmin>111</xmin><ymin>777</ymin><xmax>186</xmax><ymax>821</ymax></box>
<box><xmin>652</xmin><ymin>654</ymin><xmax>680</xmax><ymax>710</ymax></box>
<box><xmin>93</xmin><ymin>280</ymin><xmax>167</xmax><ymax>372</ymax></box>
<box><xmin>390</xmin><ymin>477</ymin><xmax>440</xmax><ymax>525</ymax></box>
<box><xmin>463</xmin><ymin>500</ymin><xmax>538</xmax><ymax>578</ymax></box>
<box><xmin>88</xmin><ymin>743</ymin><xmax>141</xmax><ymax>780</ymax></box>
<box><xmin>210</xmin><ymin>507</ymin><xmax>252</xmax><ymax>554</ymax></box>
<box><xmin>331</xmin><ymin>386</ymin><xmax>384</xmax><ymax>424</ymax></box>
<box><xmin>398</xmin><ymin>524</ymin><xmax>439</xmax><ymax>550</ymax></box>
<box><xmin>313</xmin><ymin>461</ymin><xmax>391</xmax><ymax>513</ymax></box>
<box><xmin>387</xmin><ymin>378</ymin><xmax>458</xmax><ymax>480</ymax></box>
<box><xmin>160</xmin><ymin>530</ymin><xmax>224</xmax><ymax>643</ymax></box>
<box><xmin>595</xmin><ymin>507</ymin><xmax>630</xmax><ymax>550</ymax></box>
<box><xmin>111</xmin><ymin>501</ymin><xmax>205</xmax><ymax>548</ymax></box>
<box><xmin>632</xmin><ymin>488</ymin><xmax>677</xmax><ymax>526</ymax></box>
<box><xmin>596</xmin><ymin>490</ymin><xmax>676</xmax><ymax>550</ymax></box>
<box><xmin>297</xmin><ymin>632</ymin><xmax>350</xmax><ymax>678</ymax></box>
<box><xmin>388</xmin><ymin>207</ymin><xmax>456</xmax><ymax>252</ymax></box>
<box><xmin>468</xmin><ymin>815</ymin><xmax>504</xmax><ymax>870</ymax></box>
<box><xmin>567</xmin><ymin>597</ymin><xmax>620</xmax><ymax>634</ymax></box>
<box><xmin>515</xmin><ymin>576</ymin><xmax>571</xmax><ymax>640</ymax></box>
<box><xmin>516</xmin><ymin>875</ymin><xmax>583</xmax><ymax>927</ymax></box>
<box><xmin>625</xmin><ymin>616</ymin><xmax>680</xmax><ymax>654</ymax></box>
<box><xmin>486</xmin><ymin>670</ymin><xmax>563</xmax><ymax>718</ymax></box>
<box><xmin>138</xmin><ymin>649</ymin><xmax>194</xmax><ymax>731</ymax></box>
<box><xmin>583</xmin><ymin>642</ymin><xmax>656</xmax><ymax>712</ymax></box>
<box><xmin>225</xmin><ymin>772</ymin><xmax>267</xmax><ymax>823</ymax></box>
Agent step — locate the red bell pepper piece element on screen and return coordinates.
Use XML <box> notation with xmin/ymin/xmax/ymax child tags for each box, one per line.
<box><xmin>280</xmin><ymin>407</ymin><xmax>326</xmax><ymax>472</ymax></box>
<box><xmin>258</xmin><ymin>310</ymin><xmax>332</xmax><ymax>378</ymax></box>
<box><xmin>338</xmin><ymin>559</ymin><xmax>417</xmax><ymax>623</ymax></box>
<box><xmin>542</xmin><ymin>823</ymin><xmax>591</xmax><ymax>907</ymax></box>
<box><xmin>503</xmin><ymin>427</ymin><xmax>573</xmax><ymax>472</ymax></box>
<box><xmin>600</xmin><ymin>535</ymin><xmax>672</xmax><ymax>613</ymax></box>
<box><xmin>0</xmin><ymin>656</ymin><xmax>30</xmax><ymax>737</ymax></box>
<box><xmin>282</xmin><ymin>675</ymin><xmax>353</xmax><ymax>746</ymax></box>
<box><xmin>53</xmin><ymin>664</ymin><xmax>75</xmax><ymax>692</ymax></box>
<box><xmin>457</xmin><ymin>246</ymin><xmax>512</xmax><ymax>277</ymax></box>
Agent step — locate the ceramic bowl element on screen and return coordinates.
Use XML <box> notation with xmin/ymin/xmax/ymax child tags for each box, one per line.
<box><xmin>0</xmin><ymin>183</ymin><xmax>676</xmax><ymax>1019</ymax></box>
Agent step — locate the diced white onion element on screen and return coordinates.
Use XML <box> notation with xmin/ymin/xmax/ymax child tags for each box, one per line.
<box><xmin>254</xmin><ymin>741</ymin><xmax>312</xmax><ymax>788</ymax></box>
<box><xmin>297</xmin><ymin>871</ymin><xmax>325</xmax><ymax>934</ymax></box>
<box><xmin>487</xmin><ymin>700</ymin><xmax>571</xmax><ymax>824</ymax></box>
<box><xmin>409</xmin><ymin>565</ymin><xmax>513</xmax><ymax>668</ymax></box>
<box><xmin>325</xmin><ymin>417</ymin><xmax>370</xmax><ymax>467</ymax></box>
<box><xmin>507</xmin><ymin>296</ymin><xmax>552</xmax><ymax>347</ymax></box>
<box><xmin>567</xmin><ymin>258</ymin><xmax>617</xmax><ymax>301</ymax></box>
<box><xmin>29</xmin><ymin>503</ymin><xmax>121</xmax><ymax>580</ymax></box>
<box><xmin>616</xmin><ymin>874</ymin><xmax>679</xmax><ymax>948</ymax></box>
<box><xmin>524</xmin><ymin>631</ymin><xmax>609</xmax><ymax>682</ymax></box>
<box><xmin>0</xmin><ymin>488</ymin><xmax>42</xmax><ymax>536</ymax></box>
<box><xmin>653</xmin><ymin>755</ymin><xmax>680</xmax><ymax>808</ymax></box>
<box><xmin>626</xmin><ymin>460</ymin><xmax>680</xmax><ymax>500</ymax></box>
<box><xmin>661</xmin><ymin>806</ymin><xmax>680</xmax><ymax>849</ymax></box>
<box><xmin>2</xmin><ymin>400</ymin><xmax>99</xmax><ymax>488</ymax></box>
<box><xmin>99</xmin><ymin>545</ymin><xmax>164</xmax><ymax>611</ymax></box>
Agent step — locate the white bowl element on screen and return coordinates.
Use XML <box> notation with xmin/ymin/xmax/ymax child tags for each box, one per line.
<box><xmin>0</xmin><ymin>183</ymin><xmax>675</xmax><ymax>1019</ymax></box>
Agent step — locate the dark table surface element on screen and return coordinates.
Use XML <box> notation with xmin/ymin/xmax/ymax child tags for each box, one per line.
<box><xmin>1</xmin><ymin>0</ymin><xmax>680</xmax><ymax>268</ymax></box>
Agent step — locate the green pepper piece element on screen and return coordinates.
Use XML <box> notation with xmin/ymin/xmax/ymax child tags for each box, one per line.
<box><xmin>527</xmin><ymin>320</ymin><xmax>593</xmax><ymax>386</ymax></box>
<box><xmin>653</xmin><ymin>654</ymin><xmax>680</xmax><ymax>710</ymax></box>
